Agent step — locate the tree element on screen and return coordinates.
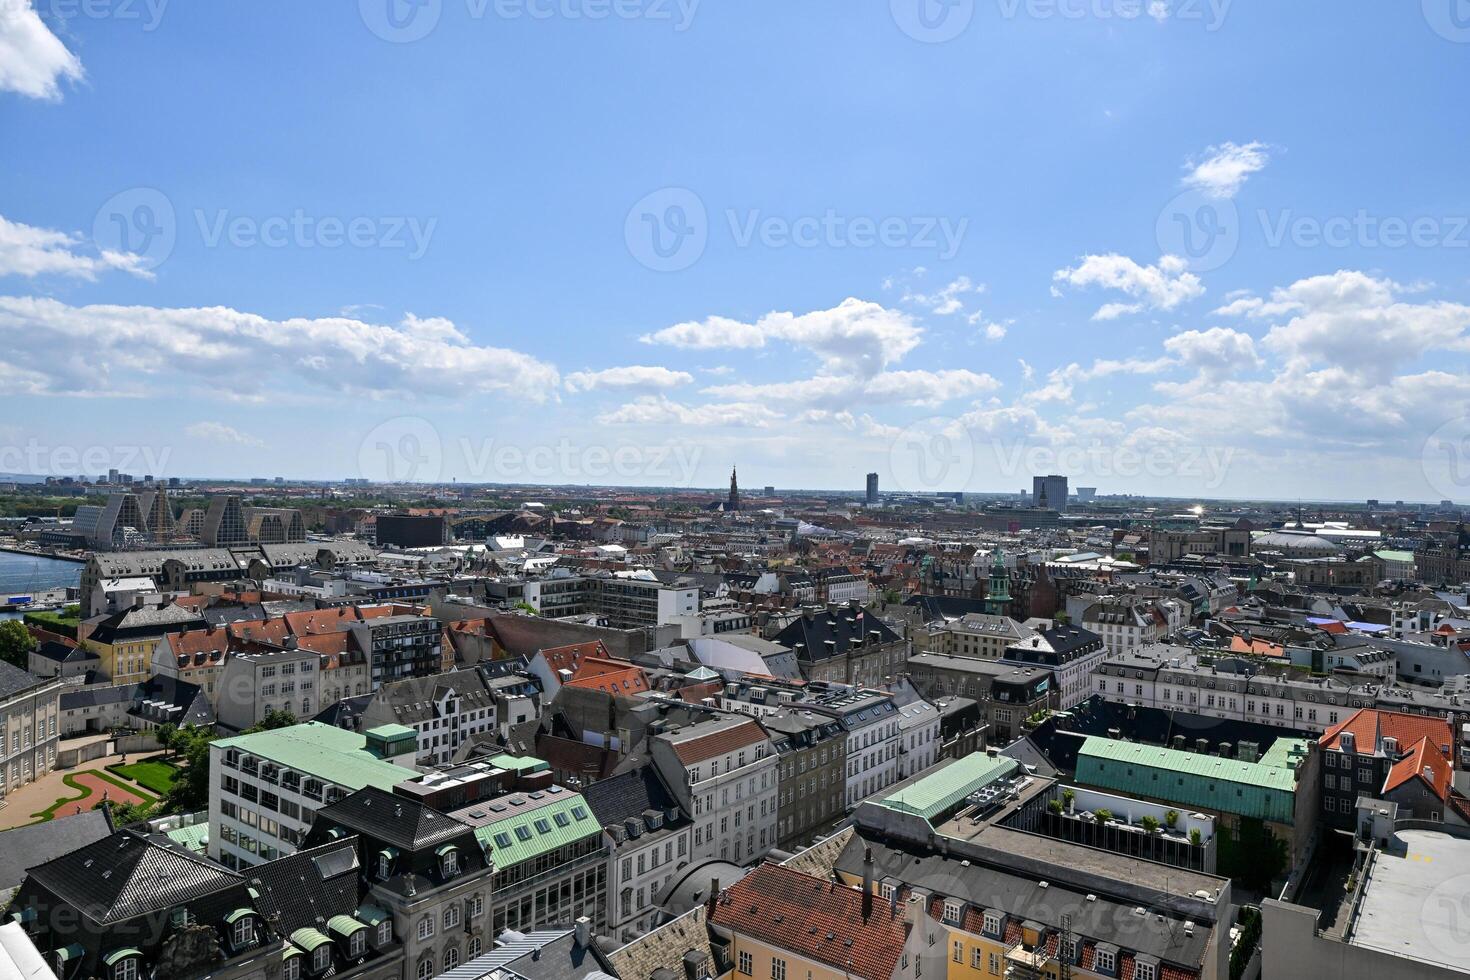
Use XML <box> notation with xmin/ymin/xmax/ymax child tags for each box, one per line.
<box><xmin>103</xmin><ymin>799</ymin><xmax>156</xmax><ymax>826</ymax></box>
<box><xmin>243</xmin><ymin>709</ymin><xmax>296</xmax><ymax>734</ymax></box>
<box><xmin>163</xmin><ymin>726</ymin><xmax>215</xmax><ymax>813</ymax></box>
<box><xmin>0</xmin><ymin>620</ymin><xmax>32</xmax><ymax>669</ymax></box>
<box><xmin>154</xmin><ymin>723</ymin><xmax>178</xmax><ymax>759</ymax></box>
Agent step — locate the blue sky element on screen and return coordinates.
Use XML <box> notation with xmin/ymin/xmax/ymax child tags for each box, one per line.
<box><xmin>3</xmin><ymin>0</ymin><xmax>1470</xmax><ymax>500</ymax></box>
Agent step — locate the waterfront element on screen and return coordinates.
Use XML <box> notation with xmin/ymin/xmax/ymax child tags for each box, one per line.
<box><xmin>0</xmin><ymin>550</ymin><xmax>81</xmax><ymax>597</ymax></box>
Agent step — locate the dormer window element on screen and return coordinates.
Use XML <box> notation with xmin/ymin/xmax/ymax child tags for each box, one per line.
<box><xmin>312</xmin><ymin>945</ymin><xmax>331</xmax><ymax>974</ymax></box>
<box><xmin>105</xmin><ymin>950</ymin><xmax>140</xmax><ymax>980</ymax></box>
<box><xmin>438</xmin><ymin>845</ymin><xmax>460</xmax><ymax>878</ymax></box>
<box><xmin>942</xmin><ymin>899</ymin><xmax>963</xmax><ymax>923</ymax></box>
<box><xmin>377</xmin><ymin>920</ymin><xmax>393</xmax><ymax>946</ymax></box>
<box><xmin>1135</xmin><ymin>962</ymin><xmax>1157</xmax><ymax>980</ymax></box>
<box><xmin>283</xmin><ymin>956</ymin><xmax>302</xmax><ymax>980</ymax></box>
<box><xmin>348</xmin><ymin>930</ymin><xmax>366</xmax><ymax>958</ymax></box>
<box><xmin>982</xmin><ymin>910</ymin><xmax>1002</xmax><ymax>936</ymax></box>
<box><xmin>1095</xmin><ymin>948</ymin><xmax>1116</xmax><ymax>974</ymax></box>
<box><xmin>226</xmin><ymin>911</ymin><xmax>256</xmax><ymax>950</ymax></box>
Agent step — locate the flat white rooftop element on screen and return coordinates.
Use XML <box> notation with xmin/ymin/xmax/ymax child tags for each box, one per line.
<box><xmin>1351</xmin><ymin>829</ymin><xmax>1470</xmax><ymax>972</ymax></box>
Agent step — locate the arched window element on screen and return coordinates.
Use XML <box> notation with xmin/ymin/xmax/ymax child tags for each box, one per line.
<box><xmin>444</xmin><ymin>947</ymin><xmax>460</xmax><ymax>972</ymax></box>
<box><xmin>417</xmin><ymin>958</ymin><xmax>434</xmax><ymax>980</ymax></box>
<box><xmin>467</xmin><ymin>936</ymin><xmax>481</xmax><ymax>960</ymax></box>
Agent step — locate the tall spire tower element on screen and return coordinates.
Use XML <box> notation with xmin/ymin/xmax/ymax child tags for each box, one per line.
<box><xmin>727</xmin><ymin>466</ymin><xmax>740</xmax><ymax>512</ymax></box>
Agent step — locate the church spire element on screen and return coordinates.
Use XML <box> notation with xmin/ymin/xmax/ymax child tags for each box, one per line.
<box><xmin>728</xmin><ymin>465</ymin><xmax>740</xmax><ymax>512</ymax></box>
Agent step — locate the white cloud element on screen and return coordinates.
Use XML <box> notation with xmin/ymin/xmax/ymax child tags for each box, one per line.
<box><xmin>0</xmin><ymin>296</ymin><xmax>561</xmax><ymax>400</ymax></box>
<box><xmin>595</xmin><ymin>395</ymin><xmax>783</xmax><ymax>428</ymax></box>
<box><xmin>1162</xmin><ymin>327</ymin><xmax>1262</xmax><ymax>378</ymax></box>
<box><xmin>1053</xmin><ymin>254</ymin><xmax>1204</xmax><ymax>319</ymax></box>
<box><xmin>703</xmin><ymin>368</ymin><xmax>999</xmax><ymax>409</ymax></box>
<box><xmin>1030</xmin><ymin>357</ymin><xmax>1173</xmax><ymax>403</ymax></box>
<box><xmin>641</xmin><ymin>298</ymin><xmax>922</xmax><ymax>378</ymax></box>
<box><xmin>1251</xmin><ymin>271</ymin><xmax>1470</xmax><ymax>381</ymax></box>
<box><xmin>0</xmin><ymin>1</ymin><xmax>82</xmax><ymax>100</ymax></box>
<box><xmin>0</xmin><ymin>214</ymin><xmax>152</xmax><ymax>280</ymax></box>
<box><xmin>967</xmin><ymin>309</ymin><xmax>1010</xmax><ymax>340</ymax></box>
<box><xmin>906</xmin><ymin>275</ymin><xmax>981</xmax><ymax>315</ymax></box>
<box><xmin>1183</xmin><ymin>141</ymin><xmax>1270</xmax><ymax>199</ymax></box>
<box><xmin>186</xmin><ymin>421</ymin><xmax>265</xmax><ymax>448</ymax></box>
<box><xmin>564</xmin><ymin>365</ymin><xmax>693</xmax><ymax>393</ymax></box>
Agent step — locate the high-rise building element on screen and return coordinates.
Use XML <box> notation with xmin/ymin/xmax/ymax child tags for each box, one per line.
<box><xmin>1032</xmin><ymin>474</ymin><xmax>1068</xmax><ymax>511</ymax></box>
<box><xmin>865</xmin><ymin>471</ymin><xmax>879</xmax><ymax>505</ymax></box>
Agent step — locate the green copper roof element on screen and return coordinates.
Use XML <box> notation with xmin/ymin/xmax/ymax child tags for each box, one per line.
<box><xmin>875</xmin><ymin>754</ymin><xmax>1020</xmax><ymax>822</ymax></box>
<box><xmin>471</xmin><ymin>794</ymin><xmax>599</xmax><ymax>869</ymax></box>
<box><xmin>165</xmin><ymin>823</ymin><xmax>209</xmax><ymax>853</ymax></box>
<box><xmin>290</xmin><ymin>928</ymin><xmax>333</xmax><ymax>952</ymax></box>
<box><xmin>1075</xmin><ymin>736</ymin><xmax>1300</xmax><ymax>824</ymax></box>
<box><xmin>487</xmin><ymin>753</ymin><xmax>550</xmax><ymax>774</ymax></box>
<box><xmin>214</xmin><ymin>722</ymin><xmax>418</xmax><ymax>791</ymax></box>
<box><xmin>365</xmin><ymin>723</ymin><xmax>416</xmax><ymax>740</ymax></box>
<box><xmin>327</xmin><ymin>915</ymin><xmax>367</xmax><ymax>938</ymax></box>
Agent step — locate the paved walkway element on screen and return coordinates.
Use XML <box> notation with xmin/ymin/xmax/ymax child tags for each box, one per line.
<box><xmin>0</xmin><ymin>748</ymin><xmax>169</xmax><ymax>830</ymax></box>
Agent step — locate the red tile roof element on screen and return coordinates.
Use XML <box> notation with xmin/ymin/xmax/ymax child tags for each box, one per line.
<box><xmin>565</xmin><ymin>658</ymin><xmax>650</xmax><ymax>695</ymax></box>
<box><xmin>1384</xmin><ymin>736</ymin><xmax>1452</xmax><ymax>800</ymax></box>
<box><xmin>711</xmin><ymin>863</ymin><xmax>908</xmax><ymax>980</ymax></box>
<box><xmin>670</xmin><ymin>719</ymin><xmax>768</xmax><ymax>765</ymax></box>
<box><xmin>538</xmin><ymin>641</ymin><xmax>609</xmax><ymax>678</ymax></box>
<box><xmin>1319</xmin><ymin>707</ymin><xmax>1454</xmax><ymax>756</ymax></box>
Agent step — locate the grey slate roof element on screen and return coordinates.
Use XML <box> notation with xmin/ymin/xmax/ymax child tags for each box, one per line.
<box><xmin>0</xmin><ymin>810</ymin><xmax>113</xmax><ymax>892</ymax></box>
<box><xmin>23</xmin><ymin>829</ymin><xmax>244</xmax><ymax>924</ymax></box>
<box><xmin>0</xmin><ymin>660</ymin><xmax>49</xmax><ymax>700</ymax></box>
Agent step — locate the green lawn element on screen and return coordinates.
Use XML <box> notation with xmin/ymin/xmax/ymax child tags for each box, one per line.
<box><xmin>108</xmin><ymin>760</ymin><xmax>179</xmax><ymax>796</ymax></box>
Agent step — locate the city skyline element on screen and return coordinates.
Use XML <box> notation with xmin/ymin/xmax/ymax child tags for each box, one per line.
<box><xmin>3</xmin><ymin>2</ymin><xmax>1470</xmax><ymax>499</ymax></box>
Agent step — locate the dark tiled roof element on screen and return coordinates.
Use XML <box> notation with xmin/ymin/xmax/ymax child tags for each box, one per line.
<box><xmin>582</xmin><ymin>765</ymin><xmax>683</xmax><ymax>826</ymax></box>
<box><xmin>25</xmin><ymin>830</ymin><xmax>244</xmax><ymax>923</ymax></box>
<box><xmin>0</xmin><ymin>660</ymin><xmax>50</xmax><ymax>699</ymax></box>
<box><xmin>774</xmin><ymin>606</ymin><xmax>900</xmax><ymax>663</ymax></box>
<box><xmin>313</xmin><ymin>785</ymin><xmax>470</xmax><ymax>852</ymax></box>
<box><xmin>0</xmin><ymin>810</ymin><xmax>113</xmax><ymax>892</ymax></box>
<box><xmin>246</xmin><ymin>838</ymin><xmax>364</xmax><ymax>935</ymax></box>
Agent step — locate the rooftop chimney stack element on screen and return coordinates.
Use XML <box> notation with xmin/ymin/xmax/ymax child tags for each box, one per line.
<box><xmin>862</xmin><ymin>846</ymin><xmax>875</xmax><ymax>921</ymax></box>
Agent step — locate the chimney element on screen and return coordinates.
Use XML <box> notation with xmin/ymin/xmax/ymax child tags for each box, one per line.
<box><xmin>707</xmin><ymin>876</ymin><xmax>721</xmax><ymax>916</ymax></box>
<box><xmin>906</xmin><ymin>890</ymin><xmax>929</xmax><ymax>928</ymax></box>
<box><xmin>862</xmin><ymin>846</ymin><xmax>875</xmax><ymax>921</ymax></box>
<box><xmin>574</xmin><ymin>916</ymin><xmax>592</xmax><ymax>949</ymax></box>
